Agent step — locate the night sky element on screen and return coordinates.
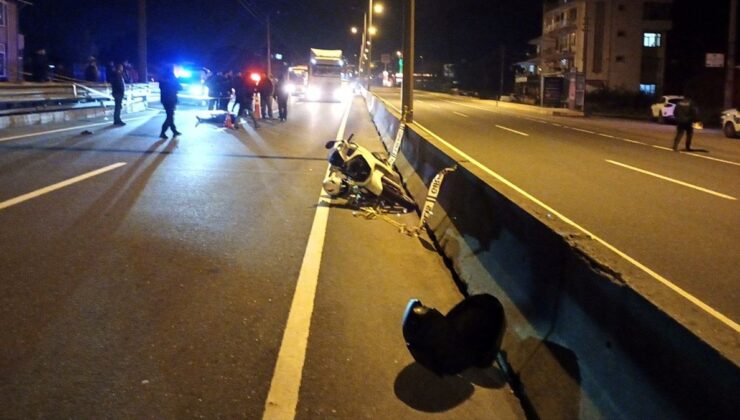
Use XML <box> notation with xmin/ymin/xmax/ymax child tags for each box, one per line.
<box><xmin>19</xmin><ymin>0</ymin><xmax>542</xmax><ymax>70</ymax></box>
<box><xmin>18</xmin><ymin>0</ymin><xmax>736</xmax><ymax>93</ymax></box>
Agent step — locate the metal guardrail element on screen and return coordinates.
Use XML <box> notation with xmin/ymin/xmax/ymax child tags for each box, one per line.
<box><xmin>0</xmin><ymin>81</ymin><xmax>151</xmax><ymax>116</ymax></box>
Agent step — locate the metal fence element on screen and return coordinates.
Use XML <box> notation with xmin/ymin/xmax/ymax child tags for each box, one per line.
<box><xmin>0</xmin><ymin>79</ymin><xmax>151</xmax><ymax>117</ymax></box>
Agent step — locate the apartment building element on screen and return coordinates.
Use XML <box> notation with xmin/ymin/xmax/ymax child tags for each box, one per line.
<box><xmin>0</xmin><ymin>0</ymin><xmax>24</xmax><ymax>82</ymax></box>
<box><xmin>522</xmin><ymin>0</ymin><xmax>673</xmax><ymax>104</ymax></box>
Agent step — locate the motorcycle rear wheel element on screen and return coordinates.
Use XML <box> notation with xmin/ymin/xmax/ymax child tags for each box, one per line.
<box><xmin>380</xmin><ymin>178</ymin><xmax>416</xmax><ymax>210</ymax></box>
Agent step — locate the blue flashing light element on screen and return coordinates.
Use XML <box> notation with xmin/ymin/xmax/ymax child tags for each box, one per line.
<box><xmin>174</xmin><ymin>66</ymin><xmax>192</xmax><ymax>79</ymax></box>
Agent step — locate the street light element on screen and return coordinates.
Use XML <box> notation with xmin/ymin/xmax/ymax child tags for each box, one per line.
<box><xmin>351</xmin><ymin>26</ymin><xmax>358</xmax><ymax>34</ymax></box>
<box><xmin>365</xmin><ymin>1</ymin><xmax>385</xmax><ymax>90</ymax></box>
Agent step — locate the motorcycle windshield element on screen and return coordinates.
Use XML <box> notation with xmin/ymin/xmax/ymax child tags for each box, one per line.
<box><xmin>328</xmin><ymin>150</ymin><xmax>345</xmax><ymax>167</ymax></box>
<box><xmin>345</xmin><ymin>156</ymin><xmax>371</xmax><ymax>183</ymax></box>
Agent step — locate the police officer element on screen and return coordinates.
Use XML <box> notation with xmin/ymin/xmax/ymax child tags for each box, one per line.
<box><xmin>275</xmin><ymin>73</ymin><xmax>289</xmax><ymax>122</ymax></box>
<box><xmin>111</xmin><ymin>63</ymin><xmax>126</xmax><ymax>126</ymax></box>
<box><xmin>672</xmin><ymin>97</ymin><xmax>699</xmax><ymax>151</ymax></box>
<box><xmin>159</xmin><ymin>65</ymin><xmax>183</xmax><ymax>139</ymax></box>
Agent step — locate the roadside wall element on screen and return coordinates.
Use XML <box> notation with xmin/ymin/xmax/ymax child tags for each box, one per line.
<box><xmin>363</xmin><ymin>93</ymin><xmax>738</xmax><ymax>419</ymax></box>
<box><xmin>0</xmin><ymin>100</ymin><xmax>147</xmax><ymax>129</ymax></box>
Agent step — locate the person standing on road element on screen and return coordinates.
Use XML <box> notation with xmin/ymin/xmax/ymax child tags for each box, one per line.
<box><xmin>259</xmin><ymin>73</ymin><xmax>274</xmax><ymax>119</ymax></box>
<box><xmin>159</xmin><ymin>65</ymin><xmax>182</xmax><ymax>139</ymax></box>
<box><xmin>111</xmin><ymin>63</ymin><xmax>126</xmax><ymax>126</ymax></box>
<box><xmin>275</xmin><ymin>73</ymin><xmax>289</xmax><ymax>122</ymax></box>
<box><xmin>672</xmin><ymin>97</ymin><xmax>699</xmax><ymax>151</ymax></box>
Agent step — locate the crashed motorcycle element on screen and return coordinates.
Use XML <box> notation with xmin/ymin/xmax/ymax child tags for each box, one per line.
<box><xmin>323</xmin><ymin>134</ymin><xmax>416</xmax><ymax>210</ymax></box>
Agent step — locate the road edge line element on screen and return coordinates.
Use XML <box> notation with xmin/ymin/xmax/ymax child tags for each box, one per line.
<box><xmin>262</xmin><ymin>99</ymin><xmax>353</xmax><ymax>419</ymax></box>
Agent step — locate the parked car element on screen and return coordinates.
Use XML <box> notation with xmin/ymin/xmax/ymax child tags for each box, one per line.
<box><xmin>651</xmin><ymin>95</ymin><xmax>684</xmax><ymax>123</ymax></box>
<box><xmin>720</xmin><ymin>108</ymin><xmax>740</xmax><ymax>138</ymax></box>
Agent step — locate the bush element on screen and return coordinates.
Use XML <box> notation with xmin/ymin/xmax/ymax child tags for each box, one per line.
<box><xmin>585</xmin><ymin>88</ymin><xmax>655</xmax><ymax>119</ymax></box>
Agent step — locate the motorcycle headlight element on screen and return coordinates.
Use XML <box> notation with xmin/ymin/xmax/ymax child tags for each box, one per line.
<box><xmin>323</xmin><ymin>173</ymin><xmax>347</xmax><ymax>197</ymax></box>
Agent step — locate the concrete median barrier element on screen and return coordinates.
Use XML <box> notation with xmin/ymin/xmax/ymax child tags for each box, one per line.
<box><xmin>363</xmin><ymin>92</ymin><xmax>739</xmax><ymax>419</ymax></box>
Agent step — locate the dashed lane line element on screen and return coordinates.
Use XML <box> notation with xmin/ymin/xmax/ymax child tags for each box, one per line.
<box><xmin>571</xmin><ymin>127</ymin><xmax>596</xmax><ymax>134</ymax></box>
<box><xmin>681</xmin><ymin>152</ymin><xmax>740</xmax><ymax>167</ymax></box>
<box><xmin>411</xmin><ymin>95</ymin><xmax>740</xmax><ymax>167</ymax></box>
<box><xmin>495</xmin><ymin>125</ymin><xmax>529</xmax><ymax>136</ymax></box>
<box><xmin>453</xmin><ymin>111</ymin><xmax>470</xmax><ymax>118</ymax></box>
<box><xmin>0</xmin><ymin>162</ymin><xmax>127</xmax><ymax>211</ymax></box>
<box><xmin>606</xmin><ymin>160</ymin><xmax>737</xmax><ymax>201</ymax></box>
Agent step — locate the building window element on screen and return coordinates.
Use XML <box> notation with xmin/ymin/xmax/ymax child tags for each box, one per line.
<box><xmin>640</xmin><ymin>84</ymin><xmax>656</xmax><ymax>95</ymax></box>
<box><xmin>617</xmin><ymin>30</ymin><xmax>626</xmax><ymax>37</ymax></box>
<box><xmin>0</xmin><ymin>1</ymin><xmax>6</xmax><ymax>27</ymax></box>
<box><xmin>643</xmin><ymin>32</ymin><xmax>662</xmax><ymax>48</ymax></box>
<box><xmin>616</xmin><ymin>56</ymin><xmax>626</xmax><ymax>63</ymax></box>
<box><xmin>0</xmin><ymin>43</ymin><xmax>6</xmax><ymax>78</ymax></box>
<box><xmin>618</xmin><ymin>4</ymin><xmax>626</xmax><ymax>11</ymax></box>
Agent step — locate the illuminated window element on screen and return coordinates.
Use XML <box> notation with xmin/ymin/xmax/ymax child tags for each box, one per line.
<box><xmin>640</xmin><ymin>84</ymin><xmax>656</xmax><ymax>95</ymax></box>
<box><xmin>0</xmin><ymin>43</ymin><xmax>6</xmax><ymax>78</ymax></box>
<box><xmin>643</xmin><ymin>32</ymin><xmax>662</xmax><ymax>48</ymax></box>
<box><xmin>0</xmin><ymin>1</ymin><xmax>6</xmax><ymax>27</ymax></box>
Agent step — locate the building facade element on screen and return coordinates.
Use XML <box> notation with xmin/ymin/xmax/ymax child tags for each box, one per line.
<box><xmin>0</xmin><ymin>0</ymin><xmax>23</xmax><ymax>82</ymax></box>
<box><xmin>528</xmin><ymin>0</ymin><xmax>673</xmax><ymax>103</ymax></box>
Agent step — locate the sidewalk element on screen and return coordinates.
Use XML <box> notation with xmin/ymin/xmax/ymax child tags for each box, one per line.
<box><xmin>294</xmin><ymin>96</ymin><xmax>524</xmax><ymax>419</ymax></box>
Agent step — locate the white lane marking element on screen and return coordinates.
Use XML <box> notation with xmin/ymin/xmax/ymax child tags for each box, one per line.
<box><xmin>571</xmin><ymin>127</ymin><xmax>596</xmax><ymax>134</ymax></box>
<box><xmin>0</xmin><ymin>115</ymin><xmax>152</xmax><ymax>143</ymax></box>
<box><xmin>0</xmin><ymin>162</ymin><xmax>127</xmax><ymax>211</ymax></box>
<box><xmin>495</xmin><ymin>125</ymin><xmax>529</xmax><ymax>136</ymax></box>
<box><xmin>453</xmin><ymin>111</ymin><xmax>469</xmax><ymax>118</ymax></box>
<box><xmin>410</xmin><ymin>120</ymin><xmax>740</xmax><ymax>333</ymax></box>
<box><xmin>381</xmin><ymin>93</ymin><xmax>740</xmax><ymax>168</ymax></box>
<box><xmin>652</xmin><ymin>145</ymin><xmax>674</xmax><ymax>151</ymax></box>
<box><xmin>681</xmin><ymin>152</ymin><xmax>740</xmax><ymax>167</ymax></box>
<box><xmin>619</xmin><ymin>137</ymin><xmax>645</xmax><ymax>145</ymax></box>
<box><xmin>606</xmin><ymin>160</ymin><xmax>736</xmax><ymax>201</ymax></box>
<box><xmin>262</xmin><ymin>98</ymin><xmax>353</xmax><ymax>420</ymax></box>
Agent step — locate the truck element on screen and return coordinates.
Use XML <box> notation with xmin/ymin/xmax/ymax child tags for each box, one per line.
<box><xmin>307</xmin><ymin>48</ymin><xmax>345</xmax><ymax>102</ymax></box>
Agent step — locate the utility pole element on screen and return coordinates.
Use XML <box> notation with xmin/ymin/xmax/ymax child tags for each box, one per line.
<box><xmin>725</xmin><ymin>0</ymin><xmax>737</xmax><ymax>109</ymax></box>
<box><xmin>138</xmin><ymin>0</ymin><xmax>148</xmax><ymax>82</ymax></box>
<box><xmin>359</xmin><ymin>13</ymin><xmax>367</xmax><ymax>77</ymax></box>
<box><xmin>367</xmin><ymin>0</ymin><xmax>374</xmax><ymax>90</ymax></box>
<box><xmin>401</xmin><ymin>0</ymin><xmax>415</xmax><ymax>122</ymax></box>
<box><xmin>499</xmin><ymin>45</ymin><xmax>505</xmax><ymax>98</ymax></box>
<box><xmin>267</xmin><ymin>14</ymin><xmax>272</xmax><ymax>77</ymax></box>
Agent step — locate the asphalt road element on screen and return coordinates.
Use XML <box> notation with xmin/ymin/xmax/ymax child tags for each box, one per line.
<box><xmin>0</xmin><ymin>99</ymin><xmax>523</xmax><ymax>418</ymax></box>
<box><xmin>373</xmin><ymin>87</ymin><xmax>740</xmax><ymax>329</ymax></box>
